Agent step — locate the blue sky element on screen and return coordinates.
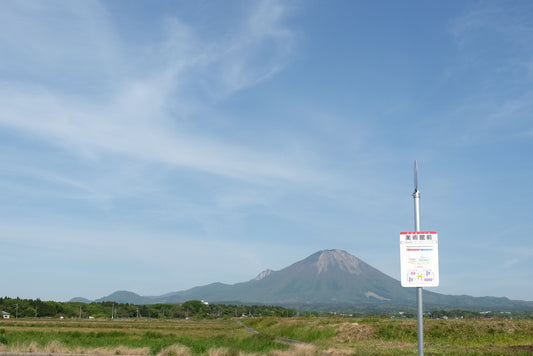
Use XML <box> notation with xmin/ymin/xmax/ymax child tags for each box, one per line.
<box><xmin>1</xmin><ymin>0</ymin><xmax>532</xmax><ymax>302</ymax></box>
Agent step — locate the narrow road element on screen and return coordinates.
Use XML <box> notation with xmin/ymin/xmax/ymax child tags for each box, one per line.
<box><xmin>237</xmin><ymin>320</ymin><xmax>314</xmax><ymax>346</ymax></box>
<box><xmin>237</xmin><ymin>320</ymin><xmax>259</xmax><ymax>334</ymax></box>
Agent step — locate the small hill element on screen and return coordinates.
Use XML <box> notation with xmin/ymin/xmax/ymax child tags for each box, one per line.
<box><xmin>69</xmin><ymin>297</ymin><xmax>93</xmax><ymax>304</ymax></box>
<box><xmin>95</xmin><ymin>291</ymin><xmax>156</xmax><ymax>305</ymax></box>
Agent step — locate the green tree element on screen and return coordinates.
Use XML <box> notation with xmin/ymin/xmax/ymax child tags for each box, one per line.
<box><xmin>22</xmin><ymin>307</ymin><xmax>36</xmax><ymax>318</ymax></box>
<box><xmin>182</xmin><ymin>300</ymin><xmax>205</xmax><ymax>316</ymax></box>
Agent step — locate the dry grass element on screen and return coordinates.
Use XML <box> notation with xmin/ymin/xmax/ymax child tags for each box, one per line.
<box><xmin>268</xmin><ymin>343</ymin><xmax>317</xmax><ymax>356</ymax></box>
<box><xmin>158</xmin><ymin>343</ymin><xmax>318</xmax><ymax>356</ymax></box>
<box><xmin>0</xmin><ymin>340</ymin><xmax>152</xmax><ymax>355</ymax></box>
<box><xmin>158</xmin><ymin>344</ymin><xmax>192</xmax><ymax>356</ymax></box>
<box><xmin>334</xmin><ymin>322</ymin><xmax>375</xmax><ymax>342</ymax></box>
<box><xmin>1</xmin><ymin>317</ymin><xmax>531</xmax><ymax>355</ymax></box>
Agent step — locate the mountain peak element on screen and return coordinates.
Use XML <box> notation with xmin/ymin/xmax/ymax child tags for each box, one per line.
<box><xmin>315</xmin><ymin>249</ymin><xmax>363</xmax><ymax>275</ymax></box>
<box><xmin>254</xmin><ymin>269</ymin><xmax>273</xmax><ymax>281</ymax></box>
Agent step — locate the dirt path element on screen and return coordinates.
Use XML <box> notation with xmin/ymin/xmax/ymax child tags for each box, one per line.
<box><xmin>237</xmin><ymin>321</ymin><xmax>314</xmax><ymax>346</ymax></box>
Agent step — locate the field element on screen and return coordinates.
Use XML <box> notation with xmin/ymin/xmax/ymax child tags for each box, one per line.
<box><xmin>0</xmin><ymin>317</ymin><xmax>531</xmax><ymax>356</ymax></box>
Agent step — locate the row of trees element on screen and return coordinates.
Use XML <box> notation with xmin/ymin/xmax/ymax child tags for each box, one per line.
<box><xmin>0</xmin><ymin>297</ymin><xmax>298</xmax><ymax>319</ymax></box>
<box><xmin>2</xmin><ymin>298</ymin><xmax>530</xmax><ymax>320</ymax></box>
<box><xmin>427</xmin><ymin>309</ymin><xmax>530</xmax><ymax>319</ymax></box>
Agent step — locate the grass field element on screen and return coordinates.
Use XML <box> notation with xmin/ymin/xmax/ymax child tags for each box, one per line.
<box><xmin>0</xmin><ymin>317</ymin><xmax>531</xmax><ymax>355</ymax></box>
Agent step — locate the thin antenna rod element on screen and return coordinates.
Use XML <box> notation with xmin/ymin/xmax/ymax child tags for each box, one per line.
<box><xmin>414</xmin><ymin>160</ymin><xmax>418</xmax><ymax>192</ymax></box>
<box><xmin>413</xmin><ymin>161</ymin><xmax>421</xmax><ymax>232</ymax></box>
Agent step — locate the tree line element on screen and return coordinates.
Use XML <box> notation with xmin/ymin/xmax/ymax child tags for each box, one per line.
<box><xmin>0</xmin><ymin>297</ymin><xmax>298</xmax><ymax>319</ymax></box>
<box><xmin>428</xmin><ymin>309</ymin><xmax>531</xmax><ymax>319</ymax></box>
<box><xmin>2</xmin><ymin>298</ymin><xmax>530</xmax><ymax>320</ymax></box>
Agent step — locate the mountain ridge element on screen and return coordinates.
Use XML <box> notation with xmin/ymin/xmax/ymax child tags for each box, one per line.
<box><xmin>72</xmin><ymin>249</ymin><xmax>533</xmax><ymax>311</ymax></box>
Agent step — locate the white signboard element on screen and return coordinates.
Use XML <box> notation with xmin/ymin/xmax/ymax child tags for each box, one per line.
<box><xmin>400</xmin><ymin>231</ymin><xmax>439</xmax><ymax>287</ymax></box>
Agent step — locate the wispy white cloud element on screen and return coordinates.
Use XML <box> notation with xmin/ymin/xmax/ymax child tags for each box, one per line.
<box><xmin>218</xmin><ymin>0</ymin><xmax>295</xmax><ymax>92</ymax></box>
<box><xmin>445</xmin><ymin>2</ymin><xmax>533</xmax><ymax>143</ymax></box>
<box><xmin>0</xmin><ymin>0</ymin><xmax>317</xmax><ymax>190</ymax></box>
<box><xmin>450</xmin><ymin>2</ymin><xmax>533</xmax><ymax>53</ymax></box>
<box><xmin>485</xmin><ymin>90</ymin><xmax>533</xmax><ymax>132</ymax></box>
<box><xmin>0</xmin><ymin>83</ymin><xmax>320</xmax><ymax>184</ymax></box>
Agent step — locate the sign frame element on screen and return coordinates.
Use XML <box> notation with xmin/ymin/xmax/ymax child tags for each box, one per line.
<box><xmin>400</xmin><ymin>231</ymin><xmax>439</xmax><ymax>287</ymax></box>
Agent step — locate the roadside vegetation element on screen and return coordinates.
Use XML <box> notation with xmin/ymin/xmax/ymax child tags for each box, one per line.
<box><xmin>245</xmin><ymin>316</ymin><xmax>533</xmax><ymax>355</ymax></box>
<box><xmin>0</xmin><ymin>316</ymin><xmax>531</xmax><ymax>355</ymax></box>
<box><xmin>1</xmin><ymin>297</ymin><xmax>531</xmax><ymax>355</ymax></box>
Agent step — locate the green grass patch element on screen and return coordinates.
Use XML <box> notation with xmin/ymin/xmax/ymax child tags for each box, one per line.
<box><xmin>244</xmin><ymin>316</ymin><xmax>338</xmax><ymax>343</ymax></box>
<box><xmin>0</xmin><ymin>317</ymin><xmax>531</xmax><ymax>355</ymax></box>
<box><xmin>0</xmin><ymin>319</ymin><xmax>289</xmax><ymax>355</ymax></box>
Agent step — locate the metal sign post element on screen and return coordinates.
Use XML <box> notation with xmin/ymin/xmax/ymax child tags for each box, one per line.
<box><xmin>413</xmin><ymin>161</ymin><xmax>423</xmax><ymax>356</ymax></box>
<box><xmin>399</xmin><ymin>161</ymin><xmax>440</xmax><ymax>356</ymax></box>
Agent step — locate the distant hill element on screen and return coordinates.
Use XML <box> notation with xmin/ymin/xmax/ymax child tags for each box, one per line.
<box><xmin>71</xmin><ymin>249</ymin><xmax>533</xmax><ymax>311</ymax></box>
<box><xmin>69</xmin><ymin>297</ymin><xmax>93</xmax><ymax>304</ymax></box>
<box><xmin>95</xmin><ymin>291</ymin><xmax>158</xmax><ymax>305</ymax></box>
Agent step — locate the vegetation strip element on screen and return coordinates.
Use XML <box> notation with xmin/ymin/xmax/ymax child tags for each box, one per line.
<box><xmin>0</xmin><ymin>316</ymin><xmax>532</xmax><ymax>355</ymax></box>
<box><xmin>239</xmin><ymin>321</ymin><xmax>313</xmax><ymax>346</ymax></box>
<box><xmin>0</xmin><ymin>354</ymin><xmax>136</xmax><ymax>356</ymax></box>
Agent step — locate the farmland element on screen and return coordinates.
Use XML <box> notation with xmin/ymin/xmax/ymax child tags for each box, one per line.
<box><xmin>0</xmin><ymin>316</ymin><xmax>531</xmax><ymax>355</ymax></box>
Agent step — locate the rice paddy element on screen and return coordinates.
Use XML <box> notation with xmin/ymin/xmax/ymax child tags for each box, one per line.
<box><xmin>0</xmin><ymin>316</ymin><xmax>531</xmax><ymax>355</ymax></box>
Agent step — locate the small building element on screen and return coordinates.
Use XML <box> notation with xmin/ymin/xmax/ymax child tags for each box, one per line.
<box><xmin>2</xmin><ymin>311</ymin><xmax>10</xmax><ymax>319</ymax></box>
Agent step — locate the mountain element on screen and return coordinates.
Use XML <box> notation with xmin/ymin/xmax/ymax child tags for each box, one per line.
<box><xmin>95</xmin><ymin>291</ymin><xmax>157</xmax><ymax>305</ymax></box>
<box><xmin>72</xmin><ymin>249</ymin><xmax>533</xmax><ymax>311</ymax></box>
<box><xmin>142</xmin><ymin>249</ymin><xmax>411</xmax><ymax>306</ymax></box>
<box><xmin>69</xmin><ymin>297</ymin><xmax>93</xmax><ymax>304</ymax></box>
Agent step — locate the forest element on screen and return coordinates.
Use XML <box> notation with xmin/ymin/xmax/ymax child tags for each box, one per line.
<box><xmin>2</xmin><ymin>297</ymin><xmax>531</xmax><ymax>321</ymax></box>
<box><xmin>0</xmin><ymin>297</ymin><xmax>298</xmax><ymax>319</ymax></box>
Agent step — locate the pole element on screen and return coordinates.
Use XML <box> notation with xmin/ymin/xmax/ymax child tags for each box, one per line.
<box><xmin>413</xmin><ymin>160</ymin><xmax>423</xmax><ymax>356</ymax></box>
